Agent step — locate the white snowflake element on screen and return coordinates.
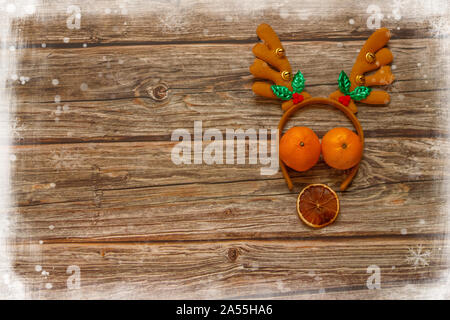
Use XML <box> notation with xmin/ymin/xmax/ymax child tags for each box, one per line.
<box><xmin>391</xmin><ymin>0</ymin><xmax>406</xmax><ymax>21</ymax></box>
<box><xmin>11</xmin><ymin>119</ymin><xmax>25</xmax><ymax>141</ymax></box>
<box><xmin>100</xmin><ymin>55</ymin><xmax>125</xmax><ymax>85</ymax></box>
<box><xmin>157</xmin><ymin>2</ymin><xmax>186</xmax><ymax>33</ymax></box>
<box><xmin>429</xmin><ymin>17</ymin><xmax>450</xmax><ymax>38</ymax></box>
<box><xmin>50</xmin><ymin>149</ymin><xmax>76</xmax><ymax>170</ymax></box>
<box><xmin>405</xmin><ymin>244</ymin><xmax>431</xmax><ymax>269</ymax></box>
<box><xmin>19</xmin><ymin>76</ymin><xmax>30</xmax><ymax>85</ymax></box>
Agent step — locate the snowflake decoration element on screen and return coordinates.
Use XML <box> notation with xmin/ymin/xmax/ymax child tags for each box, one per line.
<box><xmin>50</xmin><ymin>149</ymin><xmax>76</xmax><ymax>170</ymax></box>
<box><xmin>391</xmin><ymin>0</ymin><xmax>406</xmax><ymax>21</ymax></box>
<box><xmin>429</xmin><ymin>17</ymin><xmax>450</xmax><ymax>38</ymax></box>
<box><xmin>100</xmin><ymin>55</ymin><xmax>125</xmax><ymax>86</ymax></box>
<box><xmin>405</xmin><ymin>244</ymin><xmax>431</xmax><ymax>269</ymax></box>
<box><xmin>11</xmin><ymin>118</ymin><xmax>25</xmax><ymax>142</ymax></box>
<box><xmin>157</xmin><ymin>1</ymin><xmax>186</xmax><ymax>33</ymax></box>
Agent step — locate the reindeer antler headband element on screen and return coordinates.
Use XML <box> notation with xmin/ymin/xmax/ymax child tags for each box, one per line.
<box><xmin>250</xmin><ymin>24</ymin><xmax>394</xmax><ymax>191</ymax></box>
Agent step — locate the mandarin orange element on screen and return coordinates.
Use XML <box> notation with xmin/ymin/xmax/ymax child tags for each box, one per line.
<box><xmin>279</xmin><ymin>127</ymin><xmax>321</xmax><ymax>172</ymax></box>
<box><xmin>321</xmin><ymin>127</ymin><xmax>362</xmax><ymax>170</ymax></box>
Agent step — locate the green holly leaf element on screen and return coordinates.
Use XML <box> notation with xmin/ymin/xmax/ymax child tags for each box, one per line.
<box><xmin>271</xmin><ymin>85</ymin><xmax>293</xmax><ymax>100</ymax></box>
<box><xmin>349</xmin><ymin>86</ymin><xmax>372</xmax><ymax>101</ymax></box>
<box><xmin>338</xmin><ymin>71</ymin><xmax>351</xmax><ymax>95</ymax></box>
<box><xmin>291</xmin><ymin>71</ymin><xmax>305</xmax><ymax>94</ymax></box>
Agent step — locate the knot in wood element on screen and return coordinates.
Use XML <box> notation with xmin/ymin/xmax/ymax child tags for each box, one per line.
<box><xmin>148</xmin><ymin>83</ymin><xmax>169</xmax><ymax>101</ymax></box>
<box><xmin>227</xmin><ymin>248</ymin><xmax>239</xmax><ymax>262</ymax></box>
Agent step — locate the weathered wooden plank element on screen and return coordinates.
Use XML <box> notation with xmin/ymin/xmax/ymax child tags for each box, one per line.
<box><xmin>10</xmin><ymin>137</ymin><xmax>449</xmax><ymax>242</ymax></box>
<box><xmin>11</xmin><ymin>179</ymin><xmax>449</xmax><ymax>242</ymax></box>
<box><xmin>9</xmin><ymin>238</ymin><xmax>447</xmax><ymax>299</ymax></box>
<box><xmin>278</xmin><ymin>281</ymin><xmax>450</xmax><ymax>300</ymax></box>
<box><xmin>11</xmin><ymin>90</ymin><xmax>448</xmax><ymax>144</ymax></box>
<box><xmin>11</xmin><ymin>0</ymin><xmax>448</xmax><ymax>46</ymax></box>
<box><xmin>11</xmin><ymin>39</ymin><xmax>446</xmax><ymax>103</ymax></box>
<box><xmin>9</xmin><ymin>38</ymin><xmax>448</xmax><ymax>143</ymax></box>
<box><xmin>12</xmin><ymin>137</ymin><xmax>449</xmax><ymax>196</ymax></box>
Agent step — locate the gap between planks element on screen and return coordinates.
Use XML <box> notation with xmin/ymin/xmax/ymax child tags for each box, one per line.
<box><xmin>9</xmin><ymin>128</ymin><xmax>450</xmax><ymax>146</ymax></box>
<box><xmin>15</xmin><ymin>232</ymin><xmax>448</xmax><ymax>246</ymax></box>
<box><xmin>15</xmin><ymin>85</ymin><xmax>450</xmax><ymax>106</ymax></box>
<box><xmin>12</xmin><ymin>34</ymin><xmax>449</xmax><ymax>50</ymax></box>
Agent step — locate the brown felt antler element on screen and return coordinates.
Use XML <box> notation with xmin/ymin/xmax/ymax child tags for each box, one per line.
<box><xmin>250</xmin><ymin>23</ymin><xmax>311</xmax><ymax>110</ymax></box>
<box><xmin>329</xmin><ymin>28</ymin><xmax>395</xmax><ymax>113</ymax></box>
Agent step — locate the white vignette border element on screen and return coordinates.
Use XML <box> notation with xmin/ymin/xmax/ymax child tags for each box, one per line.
<box><xmin>0</xmin><ymin>0</ymin><xmax>449</xmax><ymax>299</ymax></box>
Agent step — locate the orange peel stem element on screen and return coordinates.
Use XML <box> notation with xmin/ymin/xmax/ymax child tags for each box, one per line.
<box><xmin>278</xmin><ymin>97</ymin><xmax>364</xmax><ymax>191</ymax></box>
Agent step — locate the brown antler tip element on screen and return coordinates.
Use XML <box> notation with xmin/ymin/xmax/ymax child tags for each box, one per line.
<box><xmin>378</xmin><ymin>27</ymin><xmax>391</xmax><ymax>39</ymax></box>
<box><xmin>256</xmin><ymin>23</ymin><xmax>272</xmax><ymax>33</ymax></box>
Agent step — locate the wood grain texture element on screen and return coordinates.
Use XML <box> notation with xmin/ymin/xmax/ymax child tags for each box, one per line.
<box><xmin>11</xmin><ymin>137</ymin><xmax>449</xmax><ymax>242</ymax></box>
<box><xmin>12</xmin><ymin>0</ymin><xmax>449</xmax><ymax>46</ymax></box>
<box><xmin>10</xmin><ymin>38</ymin><xmax>448</xmax><ymax>144</ymax></box>
<box><xmin>10</xmin><ymin>238</ymin><xmax>448</xmax><ymax>299</ymax></box>
<box><xmin>4</xmin><ymin>0</ymin><xmax>450</xmax><ymax>299</ymax></box>
<box><xmin>11</xmin><ymin>38</ymin><xmax>446</xmax><ymax>102</ymax></box>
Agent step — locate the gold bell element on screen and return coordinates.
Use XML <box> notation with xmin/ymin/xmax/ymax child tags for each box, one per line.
<box><xmin>365</xmin><ymin>52</ymin><xmax>376</xmax><ymax>64</ymax></box>
<box><xmin>281</xmin><ymin>71</ymin><xmax>291</xmax><ymax>81</ymax></box>
<box><xmin>355</xmin><ymin>74</ymin><xmax>366</xmax><ymax>85</ymax></box>
<box><xmin>275</xmin><ymin>48</ymin><xmax>285</xmax><ymax>57</ymax></box>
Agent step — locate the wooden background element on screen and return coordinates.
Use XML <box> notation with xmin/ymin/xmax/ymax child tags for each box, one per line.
<box><xmin>2</xmin><ymin>0</ymin><xmax>450</xmax><ymax>299</ymax></box>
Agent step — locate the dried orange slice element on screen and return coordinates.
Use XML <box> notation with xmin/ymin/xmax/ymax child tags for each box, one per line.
<box><xmin>296</xmin><ymin>184</ymin><xmax>340</xmax><ymax>228</ymax></box>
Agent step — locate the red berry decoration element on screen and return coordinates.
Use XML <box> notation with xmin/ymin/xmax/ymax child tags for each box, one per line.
<box><xmin>292</xmin><ymin>93</ymin><xmax>304</xmax><ymax>104</ymax></box>
<box><xmin>338</xmin><ymin>95</ymin><xmax>351</xmax><ymax>106</ymax></box>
